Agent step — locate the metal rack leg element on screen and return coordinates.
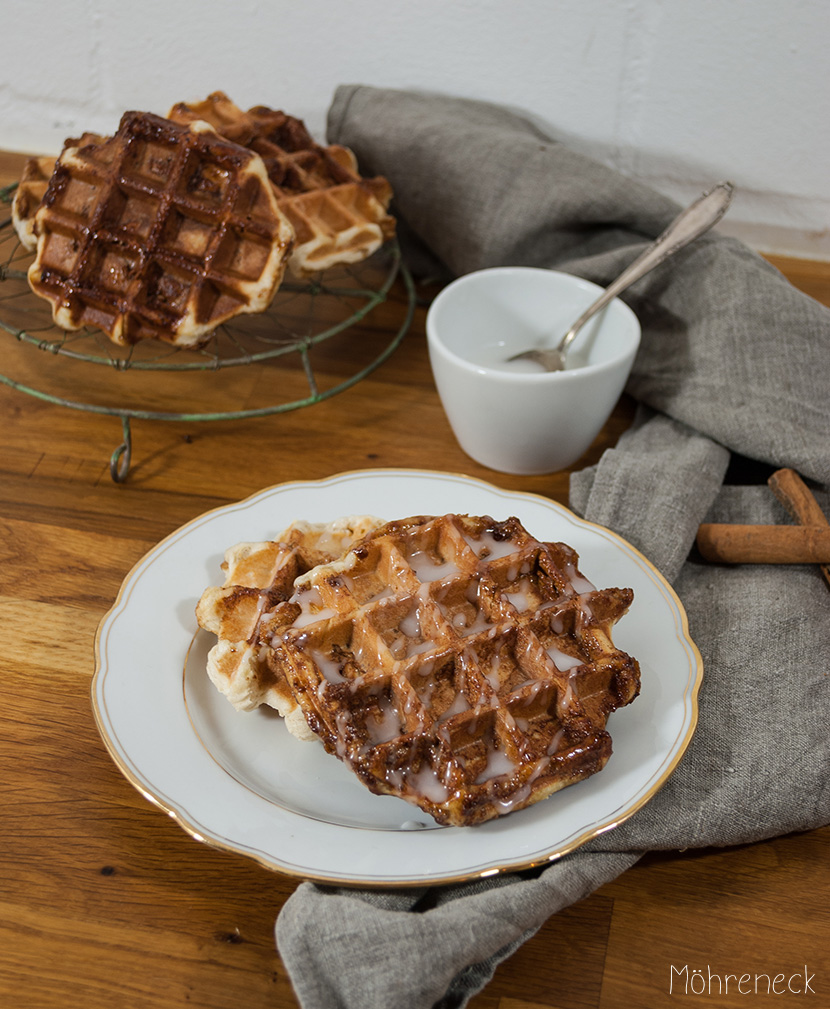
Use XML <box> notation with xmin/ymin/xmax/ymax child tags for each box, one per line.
<box><xmin>110</xmin><ymin>416</ymin><xmax>132</xmax><ymax>483</ymax></box>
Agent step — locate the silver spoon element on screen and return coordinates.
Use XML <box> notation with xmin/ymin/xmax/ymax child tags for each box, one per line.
<box><xmin>508</xmin><ymin>180</ymin><xmax>735</xmax><ymax>371</ymax></box>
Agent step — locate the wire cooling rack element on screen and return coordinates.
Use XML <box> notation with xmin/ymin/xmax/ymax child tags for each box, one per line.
<box><xmin>0</xmin><ymin>181</ymin><xmax>415</xmax><ymax>480</ymax></box>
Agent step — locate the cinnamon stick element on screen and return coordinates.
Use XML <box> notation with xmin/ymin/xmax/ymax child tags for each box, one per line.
<box><xmin>768</xmin><ymin>467</ymin><xmax>830</xmax><ymax>587</ymax></box>
<box><xmin>696</xmin><ymin>524</ymin><xmax>830</xmax><ymax>564</ymax></box>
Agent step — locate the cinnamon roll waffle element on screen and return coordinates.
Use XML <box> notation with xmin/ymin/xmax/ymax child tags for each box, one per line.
<box><xmin>195</xmin><ymin>515</ymin><xmax>383</xmax><ymax>739</ymax></box>
<box><xmin>264</xmin><ymin>513</ymin><xmax>640</xmax><ymax>826</ymax></box>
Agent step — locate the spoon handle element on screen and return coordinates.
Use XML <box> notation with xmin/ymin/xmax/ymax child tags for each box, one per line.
<box><xmin>558</xmin><ymin>180</ymin><xmax>734</xmax><ymax>353</ymax></box>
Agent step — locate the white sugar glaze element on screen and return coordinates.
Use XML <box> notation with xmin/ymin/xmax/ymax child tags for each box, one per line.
<box><xmin>289</xmin><ymin>585</ymin><xmax>336</xmax><ymax>627</ymax></box>
<box><xmin>463</xmin><ymin>531</ymin><xmax>518</xmax><ymax>560</ymax></box>
<box><xmin>408</xmin><ymin>549</ymin><xmax>458</xmax><ymax>582</ymax></box>
<box><xmin>409</xmin><ymin>764</ymin><xmax>451</xmax><ymax>803</ymax></box>
<box><xmin>310</xmin><ymin>648</ymin><xmax>347</xmax><ymax>683</ymax></box>
<box><xmin>547</xmin><ymin>645</ymin><xmax>582</xmax><ymax>672</ymax></box>
<box><xmin>564</xmin><ymin>561</ymin><xmax>595</xmax><ymax>595</ymax></box>
<box><xmin>474</xmin><ymin>746</ymin><xmax>518</xmax><ymax>784</ymax></box>
<box><xmin>505</xmin><ymin>578</ymin><xmax>534</xmax><ymax>612</ymax></box>
<box><xmin>367</xmin><ymin>699</ymin><xmax>401</xmax><ymax>743</ymax></box>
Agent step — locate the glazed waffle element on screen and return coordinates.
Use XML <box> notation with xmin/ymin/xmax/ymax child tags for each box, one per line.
<box><xmin>195</xmin><ymin>515</ymin><xmax>383</xmax><ymax>738</ymax></box>
<box><xmin>168</xmin><ymin>92</ymin><xmax>395</xmax><ymax>276</ymax></box>
<box><xmin>27</xmin><ymin>111</ymin><xmax>294</xmax><ymax>347</ymax></box>
<box><xmin>265</xmin><ymin>513</ymin><xmax>640</xmax><ymax>826</ymax></box>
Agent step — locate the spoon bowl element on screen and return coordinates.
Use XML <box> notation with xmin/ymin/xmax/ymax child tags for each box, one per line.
<box><xmin>426</xmin><ymin>267</ymin><xmax>640</xmax><ymax>474</ymax></box>
<box><xmin>509</xmin><ymin>180</ymin><xmax>734</xmax><ymax>371</ymax></box>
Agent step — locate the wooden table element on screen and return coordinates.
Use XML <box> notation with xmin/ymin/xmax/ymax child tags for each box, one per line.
<box><xmin>2</xmin><ymin>148</ymin><xmax>828</xmax><ymax>1008</ymax></box>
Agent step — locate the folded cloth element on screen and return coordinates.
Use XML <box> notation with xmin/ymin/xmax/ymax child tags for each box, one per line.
<box><xmin>276</xmin><ymin>86</ymin><xmax>830</xmax><ymax>1009</ymax></box>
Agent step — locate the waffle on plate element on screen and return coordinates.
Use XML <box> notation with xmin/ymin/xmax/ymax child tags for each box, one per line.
<box><xmin>195</xmin><ymin>515</ymin><xmax>384</xmax><ymax>739</ymax></box>
<box><xmin>199</xmin><ymin>513</ymin><xmax>641</xmax><ymax>827</ymax></box>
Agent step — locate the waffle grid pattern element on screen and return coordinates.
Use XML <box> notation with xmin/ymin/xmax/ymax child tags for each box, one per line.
<box><xmin>267</xmin><ymin>514</ymin><xmax>640</xmax><ymax>826</ymax></box>
<box><xmin>28</xmin><ymin>111</ymin><xmax>293</xmax><ymax>346</ymax></box>
<box><xmin>168</xmin><ymin>92</ymin><xmax>395</xmax><ymax>275</ymax></box>
<box><xmin>196</xmin><ymin>517</ymin><xmax>384</xmax><ymax>721</ymax></box>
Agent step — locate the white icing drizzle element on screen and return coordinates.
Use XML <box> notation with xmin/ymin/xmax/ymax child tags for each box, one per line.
<box><xmin>400</xmin><ymin>607</ymin><xmax>420</xmax><ymax>638</ymax></box>
<box><xmin>289</xmin><ymin>586</ymin><xmax>336</xmax><ymax>627</ymax></box>
<box><xmin>411</xmin><ymin>664</ymin><xmax>437</xmax><ymax>706</ymax></box>
<box><xmin>310</xmin><ymin>648</ymin><xmax>347</xmax><ymax>683</ymax></box>
<box><xmin>564</xmin><ymin>561</ymin><xmax>595</xmax><ymax>595</ymax></box>
<box><xmin>408</xmin><ymin>764</ymin><xmax>451</xmax><ymax>803</ymax></box>
<box><xmin>559</xmin><ymin>669</ymin><xmax>580</xmax><ymax>711</ymax></box>
<box><xmin>547</xmin><ymin>728</ymin><xmax>565</xmax><ymax>754</ymax></box>
<box><xmin>452</xmin><ymin>606</ymin><xmax>491</xmax><ymax>637</ymax></box>
<box><xmin>547</xmin><ymin>645</ymin><xmax>582</xmax><ymax>672</ymax></box>
<box><xmin>517</xmin><ymin>633</ymin><xmax>554</xmax><ymax>676</ymax></box>
<box><xmin>407</xmin><ymin>550</ymin><xmax>458</xmax><ymax>582</ymax></box>
<box><xmin>494</xmin><ymin>756</ymin><xmax>551</xmax><ymax>812</ymax></box>
<box><xmin>406</xmin><ymin>638</ymin><xmax>434</xmax><ymax>658</ymax></box>
<box><xmin>333</xmin><ymin>711</ymin><xmax>351</xmax><ymax>757</ymax></box>
<box><xmin>438</xmin><ymin>691</ymin><xmax>470</xmax><ymax>721</ymax></box>
<box><xmin>474</xmin><ymin>746</ymin><xmax>517</xmax><ymax>784</ymax></box>
<box><xmin>505</xmin><ymin>577</ymin><xmax>534</xmax><ymax>612</ymax></box>
<box><xmin>366</xmin><ymin>698</ymin><xmax>401</xmax><ymax>743</ymax></box>
<box><xmin>253</xmin><ymin>588</ymin><xmax>271</xmax><ymax>620</ymax></box>
<box><xmin>519</xmin><ymin>678</ymin><xmax>552</xmax><ymax>703</ymax></box>
<box><xmin>463</xmin><ymin>530</ymin><xmax>518</xmax><ymax>560</ymax></box>
<box><xmin>484</xmin><ymin>651</ymin><xmax>503</xmax><ymax>692</ymax></box>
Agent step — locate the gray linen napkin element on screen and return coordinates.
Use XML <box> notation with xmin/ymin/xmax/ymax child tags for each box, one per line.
<box><xmin>325</xmin><ymin>85</ymin><xmax>830</xmax><ymax>488</ymax></box>
<box><xmin>275</xmin><ymin>87</ymin><xmax>830</xmax><ymax>1009</ymax></box>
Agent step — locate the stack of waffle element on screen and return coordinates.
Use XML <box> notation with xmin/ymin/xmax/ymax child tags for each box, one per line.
<box><xmin>197</xmin><ymin>513</ymin><xmax>641</xmax><ymax>826</ymax></box>
<box><xmin>13</xmin><ymin>94</ymin><xmax>395</xmax><ymax>346</ymax></box>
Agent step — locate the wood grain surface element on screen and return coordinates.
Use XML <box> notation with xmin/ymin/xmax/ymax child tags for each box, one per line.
<box><xmin>1</xmin><ymin>147</ymin><xmax>828</xmax><ymax>1008</ymax></box>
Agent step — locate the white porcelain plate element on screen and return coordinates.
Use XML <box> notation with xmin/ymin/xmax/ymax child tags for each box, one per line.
<box><xmin>92</xmin><ymin>469</ymin><xmax>702</xmax><ymax>886</ymax></box>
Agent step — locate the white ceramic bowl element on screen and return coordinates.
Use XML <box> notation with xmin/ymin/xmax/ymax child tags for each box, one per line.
<box><xmin>426</xmin><ymin>266</ymin><xmax>641</xmax><ymax>475</ymax></box>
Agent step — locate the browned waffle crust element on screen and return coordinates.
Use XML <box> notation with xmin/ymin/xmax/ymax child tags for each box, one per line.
<box><xmin>168</xmin><ymin>92</ymin><xmax>395</xmax><ymax>276</ymax></box>
<box><xmin>27</xmin><ymin>111</ymin><xmax>294</xmax><ymax>346</ymax></box>
<box><xmin>12</xmin><ymin>154</ymin><xmax>58</xmax><ymax>251</ymax></box>
<box><xmin>264</xmin><ymin>514</ymin><xmax>640</xmax><ymax>826</ymax></box>
<box><xmin>195</xmin><ymin>516</ymin><xmax>384</xmax><ymax>733</ymax></box>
